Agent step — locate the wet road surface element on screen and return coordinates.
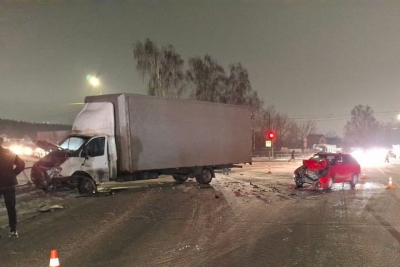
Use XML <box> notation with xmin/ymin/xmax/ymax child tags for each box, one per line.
<box><xmin>1</xmin><ymin>161</ymin><xmax>400</xmax><ymax>266</ymax></box>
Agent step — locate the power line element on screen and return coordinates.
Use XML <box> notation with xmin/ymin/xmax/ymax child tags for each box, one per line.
<box><xmin>288</xmin><ymin>110</ymin><xmax>400</xmax><ymax>121</ymax></box>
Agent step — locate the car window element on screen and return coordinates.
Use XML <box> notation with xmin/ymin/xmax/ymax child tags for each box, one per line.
<box><xmin>347</xmin><ymin>155</ymin><xmax>357</xmax><ymax>164</ymax></box>
<box><xmin>342</xmin><ymin>155</ymin><xmax>352</xmax><ymax>164</ymax></box>
<box><xmin>329</xmin><ymin>155</ymin><xmax>342</xmax><ymax>166</ymax></box>
<box><xmin>326</xmin><ymin>155</ymin><xmax>335</xmax><ymax>164</ymax></box>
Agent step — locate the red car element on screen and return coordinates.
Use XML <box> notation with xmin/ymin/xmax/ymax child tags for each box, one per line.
<box><xmin>293</xmin><ymin>153</ymin><xmax>361</xmax><ymax>189</ymax></box>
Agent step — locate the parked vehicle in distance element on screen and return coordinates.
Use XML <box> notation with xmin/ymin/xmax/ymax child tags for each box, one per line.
<box><xmin>293</xmin><ymin>153</ymin><xmax>361</xmax><ymax>189</ymax></box>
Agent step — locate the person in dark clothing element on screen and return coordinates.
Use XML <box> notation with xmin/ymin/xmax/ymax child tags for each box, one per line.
<box><xmin>288</xmin><ymin>150</ymin><xmax>295</xmax><ymax>162</ymax></box>
<box><xmin>0</xmin><ymin>137</ymin><xmax>25</xmax><ymax>238</ymax></box>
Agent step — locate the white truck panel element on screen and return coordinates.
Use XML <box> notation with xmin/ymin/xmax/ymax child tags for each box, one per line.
<box><xmin>84</xmin><ymin>94</ymin><xmax>252</xmax><ymax>172</ymax></box>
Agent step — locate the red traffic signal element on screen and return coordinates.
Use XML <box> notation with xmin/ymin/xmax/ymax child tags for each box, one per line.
<box><xmin>265</xmin><ymin>130</ymin><xmax>276</xmax><ymax>141</ymax></box>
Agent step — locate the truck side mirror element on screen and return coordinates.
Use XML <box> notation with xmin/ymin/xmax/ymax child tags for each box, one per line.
<box><xmin>80</xmin><ymin>150</ymin><xmax>89</xmax><ymax>160</ymax></box>
<box><xmin>80</xmin><ymin>150</ymin><xmax>89</xmax><ymax>166</ymax></box>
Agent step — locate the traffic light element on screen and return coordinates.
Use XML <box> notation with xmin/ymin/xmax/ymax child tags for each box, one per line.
<box><xmin>265</xmin><ymin>130</ymin><xmax>276</xmax><ymax>141</ymax></box>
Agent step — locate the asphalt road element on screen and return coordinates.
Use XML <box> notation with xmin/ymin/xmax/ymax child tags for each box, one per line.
<box><xmin>1</xmin><ymin>161</ymin><xmax>400</xmax><ymax>266</ymax></box>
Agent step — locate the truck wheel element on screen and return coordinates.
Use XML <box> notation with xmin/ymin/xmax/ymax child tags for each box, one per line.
<box><xmin>195</xmin><ymin>168</ymin><xmax>213</xmax><ymax>184</ymax></box>
<box><xmin>172</xmin><ymin>175</ymin><xmax>189</xmax><ymax>183</ymax></box>
<box><xmin>77</xmin><ymin>176</ymin><xmax>97</xmax><ymax>195</ymax></box>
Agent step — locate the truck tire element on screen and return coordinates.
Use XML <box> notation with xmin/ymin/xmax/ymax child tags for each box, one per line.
<box><xmin>195</xmin><ymin>168</ymin><xmax>213</xmax><ymax>184</ymax></box>
<box><xmin>172</xmin><ymin>175</ymin><xmax>189</xmax><ymax>183</ymax></box>
<box><xmin>77</xmin><ymin>176</ymin><xmax>97</xmax><ymax>195</ymax></box>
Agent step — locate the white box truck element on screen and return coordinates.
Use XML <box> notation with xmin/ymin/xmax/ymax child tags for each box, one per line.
<box><xmin>31</xmin><ymin>93</ymin><xmax>252</xmax><ymax>194</ymax></box>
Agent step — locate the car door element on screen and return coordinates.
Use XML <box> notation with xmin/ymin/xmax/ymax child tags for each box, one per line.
<box><xmin>332</xmin><ymin>155</ymin><xmax>346</xmax><ymax>182</ymax></box>
<box><xmin>342</xmin><ymin>154</ymin><xmax>358</xmax><ymax>181</ymax></box>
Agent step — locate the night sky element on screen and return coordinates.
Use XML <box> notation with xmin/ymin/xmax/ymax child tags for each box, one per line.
<box><xmin>1</xmin><ymin>0</ymin><xmax>400</xmax><ymax>135</ymax></box>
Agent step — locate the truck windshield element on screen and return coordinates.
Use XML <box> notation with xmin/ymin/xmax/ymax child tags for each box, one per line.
<box><xmin>59</xmin><ymin>136</ymin><xmax>89</xmax><ymax>152</ymax></box>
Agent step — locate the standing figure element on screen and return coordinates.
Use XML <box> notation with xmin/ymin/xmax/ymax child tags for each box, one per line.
<box><xmin>385</xmin><ymin>152</ymin><xmax>390</xmax><ymax>163</ymax></box>
<box><xmin>288</xmin><ymin>150</ymin><xmax>295</xmax><ymax>162</ymax></box>
<box><xmin>0</xmin><ymin>137</ymin><xmax>25</xmax><ymax>238</ymax></box>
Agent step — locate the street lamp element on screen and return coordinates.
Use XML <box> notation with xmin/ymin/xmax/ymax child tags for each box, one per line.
<box><xmin>86</xmin><ymin>75</ymin><xmax>101</xmax><ymax>95</ymax></box>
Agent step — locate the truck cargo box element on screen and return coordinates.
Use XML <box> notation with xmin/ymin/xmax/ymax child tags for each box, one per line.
<box><xmin>84</xmin><ymin>94</ymin><xmax>252</xmax><ymax>172</ymax></box>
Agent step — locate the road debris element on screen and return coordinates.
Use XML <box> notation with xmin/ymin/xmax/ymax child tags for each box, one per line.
<box><xmin>39</xmin><ymin>205</ymin><xmax>64</xmax><ymax>212</ymax></box>
<box><xmin>198</xmin><ymin>184</ymin><xmax>213</xmax><ymax>189</ymax></box>
<box><xmin>234</xmin><ymin>190</ymin><xmax>241</xmax><ymax>196</ymax></box>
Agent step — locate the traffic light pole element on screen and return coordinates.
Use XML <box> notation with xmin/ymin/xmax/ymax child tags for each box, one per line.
<box><xmin>271</xmin><ymin>141</ymin><xmax>274</xmax><ymax>159</ymax></box>
<box><xmin>268</xmin><ymin>141</ymin><xmax>274</xmax><ymax>159</ymax></box>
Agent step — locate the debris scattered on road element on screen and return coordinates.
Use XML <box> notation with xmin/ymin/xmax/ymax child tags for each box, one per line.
<box><xmin>39</xmin><ymin>204</ymin><xmax>64</xmax><ymax>212</ymax></box>
<box><xmin>198</xmin><ymin>184</ymin><xmax>213</xmax><ymax>189</ymax></box>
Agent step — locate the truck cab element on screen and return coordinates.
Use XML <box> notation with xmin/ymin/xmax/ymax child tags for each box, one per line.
<box><xmin>31</xmin><ymin>102</ymin><xmax>117</xmax><ymax>194</ymax></box>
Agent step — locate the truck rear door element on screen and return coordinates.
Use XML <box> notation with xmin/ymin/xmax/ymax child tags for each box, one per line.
<box><xmin>80</xmin><ymin>136</ymin><xmax>110</xmax><ymax>183</ymax></box>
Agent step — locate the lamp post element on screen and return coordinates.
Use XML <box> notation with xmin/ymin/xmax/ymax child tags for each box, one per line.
<box><xmin>86</xmin><ymin>75</ymin><xmax>101</xmax><ymax>95</ymax></box>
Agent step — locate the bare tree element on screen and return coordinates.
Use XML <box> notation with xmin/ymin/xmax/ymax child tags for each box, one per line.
<box><xmin>247</xmin><ymin>91</ymin><xmax>264</xmax><ymax>150</ymax></box>
<box><xmin>344</xmin><ymin>105</ymin><xmax>380</xmax><ymax>148</ymax></box>
<box><xmin>223</xmin><ymin>63</ymin><xmax>252</xmax><ymax>105</ymax></box>
<box><xmin>133</xmin><ymin>39</ymin><xmax>185</xmax><ymax>98</ymax></box>
<box><xmin>298</xmin><ymin>120</ymin><xmax>317</xmax><ymax>142</ymax></box>
<box><xmin>271</xmin><ymin>113</ymin><xmax>293</xmax><ymax>149</ymax></box>
<box><xmin>186</xmin><ymin>55</ymin><xmax>227</xmax><ymax>102</ymax></box>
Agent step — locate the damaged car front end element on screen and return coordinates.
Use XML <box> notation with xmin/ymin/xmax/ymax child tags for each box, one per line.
<box><xmin>293</xmin><ymin>152</ymin><xmax>361</xmax><ymax>189</ymax></box>
<box><xmin>293</xmin><ymin>155</ymin><xmax>332</xmax><ymax>189</ymax></box>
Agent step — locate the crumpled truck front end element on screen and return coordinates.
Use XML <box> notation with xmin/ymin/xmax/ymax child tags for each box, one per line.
<box><xmin>31</xmin><ymin>149</ymin><xmax>73</xmax><ymax>190</ymax></box>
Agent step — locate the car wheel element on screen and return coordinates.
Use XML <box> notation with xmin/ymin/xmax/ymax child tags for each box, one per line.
<box><xmin>350</xmin><ymin>174</ymin><xmax>358</xmax><ymax>188</ymax></box>
<box><xmin>294</xmin><ymin>175</ymin><xmax>303</xmax><ymax>188</ymax></box>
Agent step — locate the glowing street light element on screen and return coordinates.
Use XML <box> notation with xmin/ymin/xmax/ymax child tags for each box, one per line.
<box><xmin>86</xmin><ymin>75</ymin><xmax>101</xmax><ymax>95</ymax></box>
